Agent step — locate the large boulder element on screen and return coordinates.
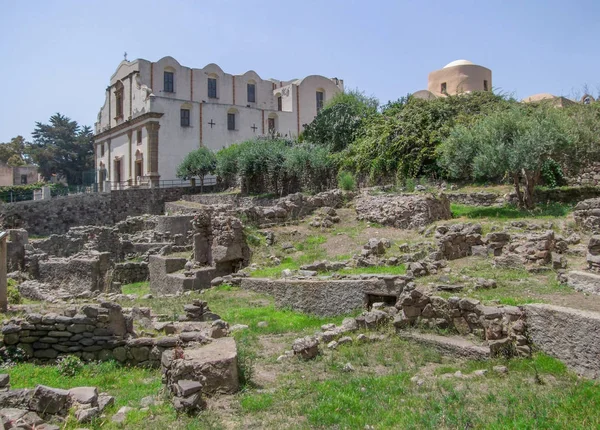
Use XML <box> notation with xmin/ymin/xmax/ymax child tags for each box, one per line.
<box><xmin>162</xmin><ymin>337</ymin><xmax>239</xmax><ymax>396</ymax></box>
<box><xmin>29</xmin><ymin>385</ymin><xmax>70</xmax><ymax>415</ymax></box>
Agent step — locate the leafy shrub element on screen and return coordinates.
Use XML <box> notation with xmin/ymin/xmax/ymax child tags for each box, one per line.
<box><xmin>541</xmin><ymin>158</ymin><xmax>566</xmax><ymax>188</ymax></box>
<box><xmin>0</xmin><ymin>346</ymin><xmax>27</xmax><ymax>367</ymax></box>
<box><xmin>337</xmin><ymin>171</ymin><xmax>356</xmax><ymax>191</ymax></box>
<box><xmin>57</xmin><ymin>355</ymin><xmax>84</xmax><ymax>377</ymax></box>
<box><xmin>7</xmin><ymin>283</ymin><xmax>21</xmax><ymax>304</ymax></box>
<box><xmin>404</xmin><ymin>177</ymin><xmax>416</xmax><ymax>192</ymax></box>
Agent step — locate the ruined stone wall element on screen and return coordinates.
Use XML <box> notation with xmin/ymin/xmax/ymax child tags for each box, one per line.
<box><xmin>112</xmin><ymin>262</ymin><xmax>149</xmax><ymax>285</ymax></box>
<box><xmin>182</xmin><ymin>193</ymin><xmax>276</xmax><ymax>207</ymax></box>
<box><xmin>524</xmin><ymin>304</ymin><xmax>600</xmax><ymax>379</ymax></box>
<box><xmin>0</xmin><ymin>303</ymin><xmax>202</xmax><ymax>366</ymax></box>
<box><xmin>239</xmin><ymin>277</ymin><xmax>406</xmax><ymax>316</ymax></box>
<box><xmin>394</xmin><ymin>290</ymin><xmax>528</xmax><ymax>356</ymax></box>
<box><xmin>0</xmin><ymin>187</ymin><xmax>196</xmax><ymax>236</ymax></box>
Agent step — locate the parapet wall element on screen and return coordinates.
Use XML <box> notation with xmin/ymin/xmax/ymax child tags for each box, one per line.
<box><xmin>0</xmin><ymin>187</ymin><xmax>196</xmax><ymax>236</ymax></box>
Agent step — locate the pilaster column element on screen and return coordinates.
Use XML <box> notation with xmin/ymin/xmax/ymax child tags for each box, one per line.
<box><xmin>127</xmin><ymin>130</ymin><xmax>133</xmax><ymax>185</ymax></box>
<box><xmin>145</xmin><ymin>121</ymin><xmax>161</xmax><ymax>187</ymax></box>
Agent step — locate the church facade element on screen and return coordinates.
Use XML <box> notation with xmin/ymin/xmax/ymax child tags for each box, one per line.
<box><xmin>93</xmin><ymin>56</ymin><xmax>343</xmax><ymax>188</ymax></box>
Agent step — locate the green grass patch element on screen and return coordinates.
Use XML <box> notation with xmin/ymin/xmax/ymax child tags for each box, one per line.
<box><xmin>121</xmin><ymin>281</ymin><xmax>150</xmax><ymax>295</ymax></box>
<box><xmin>451</xmin><ymin>202</ymin><xmax>572</xmax><ymax>220</ymax></box>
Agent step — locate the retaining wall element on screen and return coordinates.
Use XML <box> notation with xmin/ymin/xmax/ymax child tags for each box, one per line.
<box><xmin>240</xmin><ymin>277</ymin><xmax>405</xmax><ymax>316</ymax></box>
<box><xmin>0</xmin><ymin>187</ymin><xmax>199</xmax><ymax>236</ymax></box>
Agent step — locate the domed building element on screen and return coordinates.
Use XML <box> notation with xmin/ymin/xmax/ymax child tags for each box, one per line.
<box><xmin>413</xmin><ymin>59</ymin><xmax>492</xmax><ymax>99</ymax></box>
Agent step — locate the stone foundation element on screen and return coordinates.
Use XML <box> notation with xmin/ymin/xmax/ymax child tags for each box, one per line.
<box><xmin>524</xmin><ymin>304</ymin><xmax>600</xmax><ymax>378</ymax></box>
<box><xmin>239</xmin><ymin>277</ymin><xmax>407</xmax><ymax>317</ymax></box>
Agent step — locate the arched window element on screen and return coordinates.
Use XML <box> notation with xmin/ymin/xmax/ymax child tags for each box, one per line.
<box><xmin>276</xmin><ymin>92</ymin><xmax>282</xmax><ymax>111</ymax></box>
<box><xmin>316</xmin><ymin>88</ymin><xmax>325</xmax><ymax>112</ymax></box>
<box><xmin>227</xmin><ymin>108</ymin><xmax>238</xmax><ymax>131</ymax></box>
<box><xmin>268</xmin><ymin>113</ymin><xmax>278</xmax><ymax>134</ymax></box>
<box><xmin>247</xmin><ymin>79</ymin><xmax>256</xmax><ymax>103</ymax></box>
<box><xmin>164</xmin><ymin>67</ymin><xmax>175</xmax><ymax>93</ymax></box>
<box><xmin>208</xmin><ymin>73</ymin><xmax>218</xmax><ymax>98</ymax></box>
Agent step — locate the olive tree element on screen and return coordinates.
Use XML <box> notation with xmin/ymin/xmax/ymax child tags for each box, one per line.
<box><xmin>438</xmin><ymin>105</ymin><xmax>574</xmax><ymax>209</ymax></box>
<box><xmin>176</xmin><ymin>147</ymin><xmax>216</xmax><ymax>192</ymax></box>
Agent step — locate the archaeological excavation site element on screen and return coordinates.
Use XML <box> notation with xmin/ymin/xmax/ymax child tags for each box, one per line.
<box><xmin>1</xmin><ymin>183</ymin><xmax>600</xmax><ymax>429</ymax></box>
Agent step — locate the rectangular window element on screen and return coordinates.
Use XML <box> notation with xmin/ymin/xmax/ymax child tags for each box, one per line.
<box><xmin>227</xmin><ymin>113</ymin><xmax>235</xmax><ymax>131</ymax></box>
<box><xmin>316</xmin><ymin>91</ymin><xmax>324</xmax><ymax>112</ymax></box>
<box><xmin>208</xmin><ymin>78</ymin><xmax>217</xmax><ymax>98</ymax></box>
<box><xmin>101</xmin><ymin>144</ymin><xmax>105</xmax><ymax>157</ymax></box>
<box><xmin>137</xmin><ymin>129</ymin><xmax>142</xmax><ymax>144</ymax></box>
<box><xmin>20</xmin><ymin>174</ymin><xmax>27</xmax><ymax>185</ymax></box>
<box><xmin>164</xmin><ymin>71</ymin><xmax>174</xmax><ymax>92</ymax></box>
<box><xmin>115</xmin><ymin>91</ymin><xmax>123</xmax><ymax>118</ymax></box>
<box><xmin>247</xmin><ymin>83</ymin><xmax>256</xmax><ymax>103</ymax></box>
<box><xmin>441</xmin><ymin>82</ymin><xmax>447</xmax><ymax>93</ymax></box>
<box><xmin>180</xmin><ymin>109</ymin><xmax>190</xmax><ymax>127</ymax></box>
<box><xmin>483</xmin><ymin>80</ymin><xmax>488</xmax><ymax>91</ymax></box>
<box><xmin>277</xmin><ymin>96</ymin><xmax>282</xmax><ymax>111</ymax></box>
<box><xmin>268</xmin><ymin>117</ymin><xmax>275</xmax><ymax>132</ymax></box>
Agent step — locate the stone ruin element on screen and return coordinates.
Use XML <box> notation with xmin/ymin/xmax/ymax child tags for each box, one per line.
<box><xmin>355</xmin><ymin>193</ymin><xmax>452</xmax><ymax>229</ymax></box>
<box><xmin>0</xmin><ymin>298</ymin><xmax>239</xmax><ymax>416</ymax></box>
<box><xmin>574</xmin><ymin>197</ymin><xmax>600</xmax><ymax>232</ymax></box>
<box><xmin>149</xmin><ymin>212</ymin><xmax>251</xmax><ymax>294</ymax></box>
<box><xmin>0</xmin><ymin>378</ymin><xmax>115</xmax><ymax>427</ymax></box>
<box><xmin>6</xmin><ymin>213</ymin><xmax>203</xmax><ymax>301</ymax></box>
<box><xmin>560</xmin><ymin>235</ymin><xmax>600</xmax><ymax>295</ymax></box>
<box><xmin>166</xmin><ymin>189</ymin><xmax>350</xmax><ymax>228</ymax></box>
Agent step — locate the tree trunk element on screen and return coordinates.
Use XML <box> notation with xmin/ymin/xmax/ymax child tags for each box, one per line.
<box><xmin>512</xmin><ymin>173</ymin><xmax>525</xmax><ymax>209</ymax></box>
<box><xmin>200</xmin><ymin>177</ymin><xmax>204</xmax><ymax>194</ymax></box>
<box><xmin>521</xmin><ymin>169</ymin><xmax>537</xmax><ymax>210</ymax></box>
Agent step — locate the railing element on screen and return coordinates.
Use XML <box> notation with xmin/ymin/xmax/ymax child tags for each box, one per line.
<box><xmin>103</xmin><ymin>176</ymin><xmax>217</xmax><ymax>191</ymax></box>
<box><xmin>0</xmin><ymin>176</ymin><xmax>219</xmax><ymax>203</ymax></box>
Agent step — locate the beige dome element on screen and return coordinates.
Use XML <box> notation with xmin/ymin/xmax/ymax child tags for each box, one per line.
<box><xmin>443</xmin><ymin>59</ymin><xmax>475</xmax><ymax>68</ymax></box>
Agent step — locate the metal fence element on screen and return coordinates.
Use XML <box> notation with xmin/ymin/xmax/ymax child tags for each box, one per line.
<box><xmin>0</xmin><ymin>176</ymin><xmax>219</xmax><ymax>203</ymax></box>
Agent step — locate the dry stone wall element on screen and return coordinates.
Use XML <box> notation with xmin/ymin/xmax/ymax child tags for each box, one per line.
<box><xmin>394</xmin><ymin>290</ymin><xmax>528</xmax><ymax>357</ymax></box>
<box><xmin>0</xmin><ymin>187</ymin><xmax>197</xmax><ymax>236</ymax></box>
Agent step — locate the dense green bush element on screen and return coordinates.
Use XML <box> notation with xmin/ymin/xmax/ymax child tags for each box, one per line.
<box><xmin>337</xmin><ymin>171</ymin><xmax>356</xmax><ymax>191</ymax></box>
<box><xmin>439</xmin><ymin>105</ymin><xmax>574</xmax><ymax>208</ymax></box>
<box><xmin>341</xmin><ymin>91</ymin><xmax>511</xmax><ymax>184</ymax></box>
<box><xmin>214</xmin><ymin>138</ymin><xmax>335</xmax><ymax>195</ymax></box>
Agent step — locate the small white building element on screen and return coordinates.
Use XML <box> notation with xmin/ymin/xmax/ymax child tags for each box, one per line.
<box><xmin>94</xmin><ymin>56</ymin><xmax>343</xmax><ymax>188</ymax></box>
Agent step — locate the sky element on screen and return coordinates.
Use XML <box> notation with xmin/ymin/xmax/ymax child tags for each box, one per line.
<box><xmin>0</xmin><ymin>0</ymin><xmax>599</xmax><ymax>142</ymax></box>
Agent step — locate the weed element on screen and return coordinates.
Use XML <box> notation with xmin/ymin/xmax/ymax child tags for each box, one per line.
<box><xmin>338</xmin><ymin>171</ymin><xmax>356</xmax><ymax>191</ymax></box>
<box><xmin>57</xmin><ymin>355</ymin><xmax>84</xmax><ymax>377</ymax></box>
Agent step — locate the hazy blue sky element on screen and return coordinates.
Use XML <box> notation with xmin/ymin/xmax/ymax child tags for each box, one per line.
<box><xmin>1</xmin><ymin>0</ymin><xmax>598</xmax><ymax>142</ymax></box>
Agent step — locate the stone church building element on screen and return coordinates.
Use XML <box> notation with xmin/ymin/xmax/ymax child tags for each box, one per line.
<box><xmin>94</xmin><ymin>56</ymin><xmax>343</xmax><ymax>188</ymax></box>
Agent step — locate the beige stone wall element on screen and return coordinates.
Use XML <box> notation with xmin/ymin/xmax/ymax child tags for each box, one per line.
<box><xmin>428</xmin><ymin>64</ymin><xmax>492</xmax><ymax>95</ymax></box>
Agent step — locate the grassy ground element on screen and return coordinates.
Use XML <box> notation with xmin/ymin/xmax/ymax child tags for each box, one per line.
<box><xmin>451</xmin><ymin>202</ymin><xmax>573</xmax><ymax>220</ymax></box>
<box><xmin>6</xmin><ymin>286</ymin><xmax>600</xmax><ymax>429</ymax></box>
